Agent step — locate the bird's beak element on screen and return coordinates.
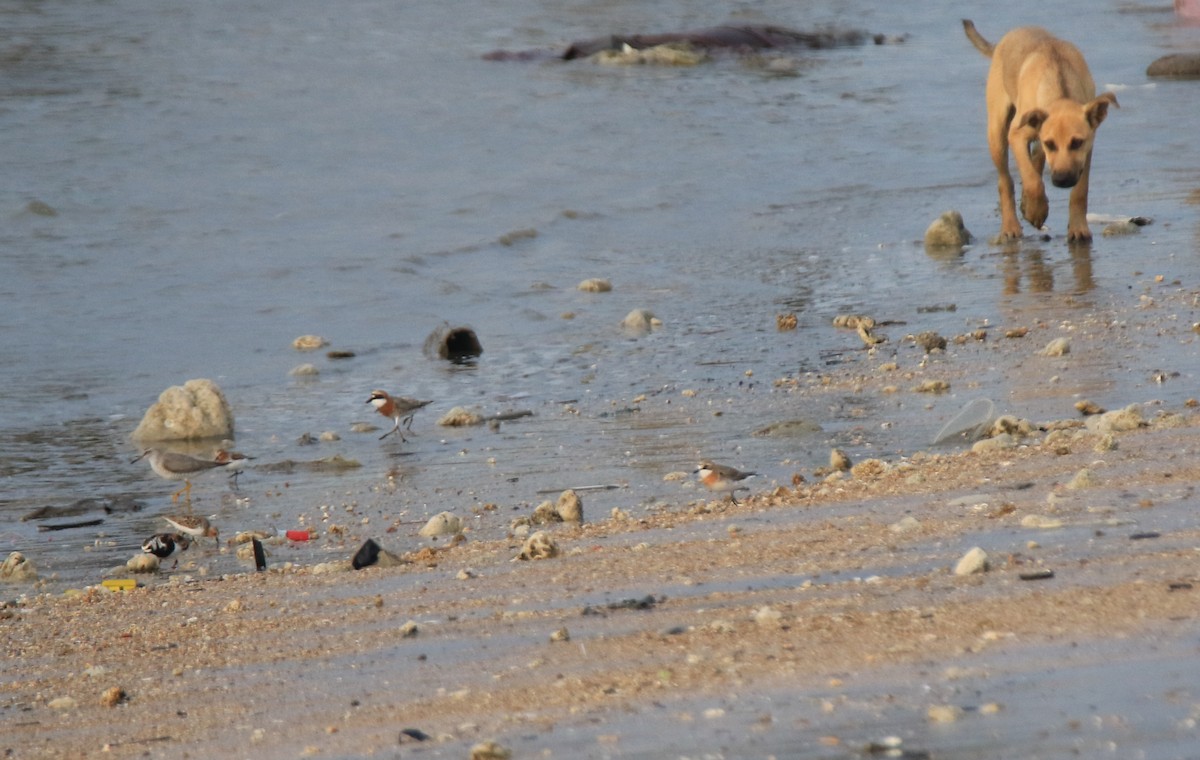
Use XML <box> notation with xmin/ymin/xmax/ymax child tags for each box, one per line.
<box><xmin>131</xmin><ymin>451</ymin><xmax>148</xmax><ymax>464</ymax></box>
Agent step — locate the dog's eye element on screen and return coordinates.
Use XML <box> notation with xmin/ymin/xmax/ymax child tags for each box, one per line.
<box><xmin>1043</xmin><ymin>140</ymin><xmax>1057</xmax><ymax>152</ymax></box>
<box><xmin>1069</xmin><ymin>137</ymin><xmax>1084</xmax><ymax>150</ymax></box>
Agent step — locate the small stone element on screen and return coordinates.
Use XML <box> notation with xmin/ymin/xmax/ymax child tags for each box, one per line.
<box><xmin>1065</xmin><ymin>468</ymin><xmax>1097</xmax><ymax>490</ymax></box>
<box><xmin>776</xmin><ymin>313</ymin><xmax>798</xmax><ymax>331</ymax></box>
<box><xmin>1020</xmin><ymin>514</ymin><xmax>1064</xmax><ymax>530</ymax></box>
<box><xmin>100</xmin><ymin>687</ymin><xmax>126</xmax><ymax>707</ymax></box>
<box><xmin>954</xmin><ymin>547</ymin><xmax>989</xmax><ymax>576</ymax></box>
<box><xmin>531</xmin><ymin>501</ymin><xmax>560</xmax><ymax>525</ymax></box>
<box><xmin>620</xmin><ymin>308</ymin><xmax>660</xmax><ymax>332</ymax></box>
<box><xmin>48</xmin><ymin>696</ymin><xmax>77</xmax><ymax>711</ymax></box>
<box><xmin>924</xmin><ymin>210</ymin><xmax>972</xmax><ymax>249</ymax></box>
<box><xmin>125</xmin><ymin>553</ymin><xmax>159</xmax><ymax>573</ymax></box>
<box><xmin>318</xmin><ymin>431</ymin><xmax>340</xmax><ymax>442</ymax></box>
<box><xmin>437</xmin><ymin>406</ymin><xmax>484</xmax><ymax>427</ymax></box>
<box><xmin>1039</xmin><ymin>337</ymin><xmax>1070</xmax><ymax>357</ymax></box>
<box><xmin>927</xmin><ymin>704</ymin><xmax>962</xmax><ymax>723</ymax></box>
<box><xmin>515</xmin><ymin>531</ymin><xmax>558</xmax><ymax>561</ymax></box>
<box><xmin>550</xmin><ymin>627</ymin><xmax>570</xmax><ymax>642</ymax></box>
<box><xmin>913</xmin><ymin>331</ymin><xmax>947</xmax><ymax>352</ymax></box>
<box><xmin>556</xmin><ymin>489</ymin><xmax>584</xmax><ymax>523</ymax></box>
<box><xmin>292</xmin><ymin>335</ymin><xmax>328</xmax><ymax>351</ymax></box>
<box><xmin>577</xmin><ymin>278</ymin><xmax>612</xmax><ymax>293</ymax></box>
<box><xmin>289</xmin><ymin>363</ymin><xmax>319</xmax><ymax>377</ymax></box>
<box><xmin>470</xmin><ymin>740</ymin><xmax>513</xmax><ymax>760</ymax></box>
<box><xmin>829</xmin><ymin>448</ymin><xmax>852</xmax><ymax>471</ymax></box>
<box><xmin>418</xmin><ymin>512</ymin><xmax>463</xmax><ymax>538</ymax></box>
<box><xmin>1</xmin><ymin>551</ymin><xmax>37</xmax><ymax>582</ymax></box>
<box><xmin>1102</xmin><ymin>220</ymin><xmax>1140</xmax><ymax>236</ymax></box>
<box><xmin>399</xmin><ymin>620</ymin><xmax>418</xmax><ymax>638</ymax></box>
<box><xmin>753</xmin><ymin>605</ymin><xmax>783</xmax><ymax>627</ymax></box>
<box><xmin>890</xmin><ymin>516</ymin><xmax>921</xmax><ymax>534</ymax></box>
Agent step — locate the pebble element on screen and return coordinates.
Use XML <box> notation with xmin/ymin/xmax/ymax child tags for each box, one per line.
<box><xmin>1038</xmin><ymin>337</ymin><xmax>1070</xmax><ymax>357</ymax></box>
<box><xmin>620</xmin><ymin>308</ymin><xmax>661</xmax><ymax>332</ymax></box>
<box><xmin>125</xmin><ymin>553</ymin><xmax>159</xmax><ymax>573</ymax></box>
<box><xmin>556</xmin><ymin>489</ymin><xmax>584</xmax><ymax>523</ymax></box>
<box><xmin>289</xmin><ymin>363</ymin><xmax>319</xmax><ymax>377</ymax></box>
<box><xmin>1</xmin><ymin>551</ymin><xmax>38</xmax><ymax>582</ymax></box>
<box><xmin>890</xmin><ymin>516</ymin><xmax>921</xmax><ymax>534</ymax></box>
<box><xmin>927</xmin><ymin>704</ymin><xmax>962</xmax><ymax>723</ymax></box>
<box><xmin>924</xmin><ymin>210</ymin><xmax>972</xmax><ymax>249</ymax></box>
<box><xmin>515</xmin><ymin>531</ymin><xmax>559</xmax><ymax>561</ymax></box>
<box><xmin>1065</xmin><ymin>468</ymin><xmax>1097</xmax><ymax>490</ymax></box>
<box><xmin>1085</xmin><ymin>404</ymin><xmax>1144</xmax><ymax>434</ymax></box>
<box><xmin>954</xmin><ymin>547</ymin><xmax>989</xmax><ymax>576</ymax></box>
<box><xmin>99</xmin><ymin>686</ymin><xmax>126</xmax><ymax>707</ymax></box>
<box><xmin>753</xmin><ymin>605</ymin><xmax>783</xmax><ymax>628</ymax></box>
<box><xmin>550</xmin><ymin>627</ymin><xmax>570</xmax><ymax>642</ymax></box>
<box><xmin>577</xmin><ymin>278</ymin><xmax>612</xmax><ymax>293</ymax></box>
<box><xmin>437</xmin><ymin>406</ymin><xmax>484</xmax><ymax>427</ymax></box>
<box><xmin>1020</xmin><ymin>514</ymin><xmax>1064</xmax><ymax>530</ymax></box>
<box><xmin>47</xmin><ymin>696</ymin><xmax>77</xmax><ymax>711</ymax></box>
<box><xmin>418</xmin><ymin>512</ymin><xmax>463</xmax><ymax>538</ymax></box>
<box><xmin>399</xmin><ymin>620</ymin><xmax>418</xmax><ymax>638</ymax></box>
<box><xmin>292</xmin><ymin>335</ymin><xmax>328</xmax><ymax>351</ymax></box>
<box><xmin>470</xmin><ymin>740</ymin><xmax>513</xmax><ymax>760</ymax></box>
<box><xmin>829</xmin><ymin>448</ymin><xmax>852</xmax><ymax>471</ymax></box>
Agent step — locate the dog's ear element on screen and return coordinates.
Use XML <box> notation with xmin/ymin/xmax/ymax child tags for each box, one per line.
<box><xmin>1086</xmin><ymin>92</ymin><xmax>1119</xmax><ymax>128</ymax></box>
<box><xmin>1017</xmin><ymin>109</ymin><xmax>1049</xmax><ymax>132</ymax></box>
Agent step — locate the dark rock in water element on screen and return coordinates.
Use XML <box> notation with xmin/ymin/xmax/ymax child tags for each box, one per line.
<box><xmin>399</xmin><ymin>728</ymin><xmax>431</xmax><ymax>743</ymax></box>
<box><xmin>424</xmin><ymin>323</ymin><xmax>483</xmax><ymax>362</ymax></box>
<box><xmin>352</xmin><ymin>539</ymin><xmax>382</xmax><ymax>570</ymax></box>
<box><xmin>1147</xmin><ymin>53</ymin><xmax>1200</xmax><ymax>78</ymax></box>
<box><xmin>22</xmin><ymin>496</ymin><xmax>143</xmax><ymax>522</ymax></box>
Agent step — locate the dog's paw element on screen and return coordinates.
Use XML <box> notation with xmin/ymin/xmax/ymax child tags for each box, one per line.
<box><xmin>1066</xmin><ymin>226</ymin><xmax>1093</xmax><ymax>244</ymax></box>
<box><xmin>1020</xmin><ymin>191</ymin><xmax>1049</xmax><ymax>229</ymax></box>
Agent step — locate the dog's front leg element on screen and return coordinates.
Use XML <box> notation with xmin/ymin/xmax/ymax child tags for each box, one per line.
<box><xmin>1066</xmin><ymin>153</ymin><xmax>1094</xmax><ymax>243</ymax></box>
<box><xmin>1010</xmin><ymin>123</ymin><xmax>1048</xmax><ymax>230</ymax></box>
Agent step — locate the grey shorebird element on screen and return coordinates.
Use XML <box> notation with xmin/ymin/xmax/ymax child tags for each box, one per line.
<box><xmin>132</xmin><ymin>448</ymin><xmax>229</xmax><ymax>501</ymax></box>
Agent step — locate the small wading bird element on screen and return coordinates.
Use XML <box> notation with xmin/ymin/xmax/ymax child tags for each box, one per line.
<box><xmin>213</xmin><ymin>448</ymin><xmax>254</xmax><ymax>489</ymax></box>
<box><xmin>367</xmin><ymin>390</ymin><xmax>432</xmax><ymax>441</ymax></box>
<box><xmin>142</xmin><ymin>532</ymin><xmax>191</xmax><ymax>569</ymax></box>
<box><xmin>694</xmin><ymin>461</ymin><xmax>758</xmax><ymax>505</ymax></box>
<box><xmin>132</xmin><ymin>448</ymin><xmax>231</xmax><ymax>502</ymax></box>
<box><xmin>161</xmin><ymin>514</ymin><xmax>219</xmax><ymax>546</ymax></box>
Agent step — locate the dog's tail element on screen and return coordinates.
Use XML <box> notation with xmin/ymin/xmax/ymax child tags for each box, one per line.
<box><xmin>962</xmin><ymin>19</ymin><xmax>994</xmax><ymax>58</ymax></box>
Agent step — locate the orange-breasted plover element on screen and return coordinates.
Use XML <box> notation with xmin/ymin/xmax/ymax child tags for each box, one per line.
<box><xmin>213</xmin><ymin>448</ymin><xmax>254</xmax><ymax>488</ymax></box>
<box><xmin>132</xmin><ymin>448</ymin><xmax>229</xmax><ymax>502</ymax></box>
<box><xmin>367</xmin><ymin>390</ymin><xmax>432</xmax><ymax>441</ymax></box>
<box><xmin>694</xmin><ymin>461</ymin><xmax>758</xmax><ymax>505</ymax></box>
<box><xmin>162</xmin><ymin>514</ymin><xmax>219</xmax><ymax>546</ymax></box>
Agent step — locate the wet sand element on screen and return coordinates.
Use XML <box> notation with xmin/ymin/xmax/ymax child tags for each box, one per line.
<box><xmin>5</xmin><ymin>388</ymin><xmax>1200</xmax><ymax>758</ymax></box>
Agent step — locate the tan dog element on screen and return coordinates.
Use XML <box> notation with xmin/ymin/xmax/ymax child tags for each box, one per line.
<box><xmin>963</xmin><ymin>20</ymin><xmax>1118</xmax><ymax>243</ymax></box>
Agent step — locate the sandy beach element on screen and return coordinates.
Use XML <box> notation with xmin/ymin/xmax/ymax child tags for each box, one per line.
<box><xmin>5</xmin><ymin>389</ymin><xmax>1200</xmax><ymax>758</ymax></box>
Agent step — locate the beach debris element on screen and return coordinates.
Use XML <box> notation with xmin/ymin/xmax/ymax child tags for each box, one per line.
<box><xmin>289</xmin><ymin>363</ymin><xmax>319</xmax><ymax>377</ymax></box>
<box><xmin>550</xmin><ymin>627</ymin><xmax>570</xmax><ymax>642</ymax></box>
<box><xmin>595</xmin><ymin>41</ymin><xmax>709</xmax><ymax>66</ymax></box>
<box><xmin>292</xmin><ymin>335</ymin><xmax>328</xmax><ymax>351</ymax></box>
<box><xmin>398</xmin><ymin>728</ymin><xmax>431</xmax><ymax>743</ymax></box>
<box><xmin>1102</xmin><ymin>220</ymin><xmax>1141</xmax><ymax>236</ymax></box>
<box><xmin>498</xmin><ymin>227</ymin><xmax>537</xmax><ymax>245</ymax></box>
<box><xmin>890</xmin><ymin>516</ymin><xmax>921</xmax><ymax>534</ymax></box>
<box><xmin>438</xmin><ymin>406</ymin><xmax>484</xmax><ymax>427</ymax></box>
<box><xmin>776</xmin><ymin>313</ymin><xmax>798</xmax><ymax>331</ymax></box>
<box><xmin>327</xmin><ymin>349</ymin><xmax>355</xmax><ymax>360</ymax></box>
<box><xmin>1065</xmin><ymin>468</ymin><xmax>1097</xmax><ymax>490</ymax></box>
<box><xmin>47</xmin><ymin>697</ymin><xmax>77</xmax><ymax>711</ymax></box>
<box><xmin>515</xmin><ymin>531</ymin><xmax>559</xmax><ymax>561</ymax></box>
<box><xmin>753</xmin><ymin>605</ymin><xmax>784</xmax><ymax>628</ymax></box>
<box><xmin>22</xmin><ymin>496</ymin><xmax>143</xmax><ymax>522</ymax></box>
<box><xmin>424</xmin><ymin>323</ymin><xmax>483</xmax><ymax>361</ymax></box>
<box><xmin>1019</xmin><ymin>569</ymin><xmax>1055</xmax><ymax>581</ymax></box>
<box><xmin>399</xmin><ymin>620</ymin><xmax>418</xmax><ymax>638</ymax></box>
<box><xmin>850</xmin><ymin>458</ymin><xmax>888</xmax><ymax>479</ymax></box>
<box><xmin>577</xmin><ymin>277</ymin><xmax>612</xmax><ymax>292</ymax></box>
<box><xmin>1</xmin><ymin>552</ymin><xmax>37</xmax><ymax>582</ymax></box>
<box><xmin>470</xmin><ymin>741</ymin><xmax>513</xmax><ymax>760</ymax></box>
<box><xmin>131</xmin><ymin>378</ymin><xmax>234</xmax><ymax>441</ymax></box>
<box><xmin>753</xmin><ymin>419</ymin><xmax>823</xmax><ymax>437</ymax></box>
<box><xmin>418</xmin><ymin>512</ymin><xmax>463</xmax><ymax>538</ymax></box>
<box><xmin>954</xmin><ymin>547</ymin><xmax>989</xmax><ymax>576</ymax></box>
<box><xmin>1038</xmin><ymin>337</ymin><xmax>1070</xmax><ymax>357</ymax></box>
<box><xmin>924</xmin><ymin>210</ymin><xmax>972</xmax><ymax>250</ymax></box>
<box><xmin>1147</xmin><ymin>52</ymin><xmax>1200</xmax><ymax>77</ymax></box>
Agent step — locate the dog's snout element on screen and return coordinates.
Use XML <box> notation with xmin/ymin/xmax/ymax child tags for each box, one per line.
<box><xmin>1051</xmin><ymin>172</ymin><xmax>1079</xmax><ymax>189</ymax></box>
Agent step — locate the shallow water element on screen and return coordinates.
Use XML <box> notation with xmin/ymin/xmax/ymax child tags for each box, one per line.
<box><xmin>3</xmin><ymin>0</ymin><xmax>1200</xmax><ymax>595</ymax></box>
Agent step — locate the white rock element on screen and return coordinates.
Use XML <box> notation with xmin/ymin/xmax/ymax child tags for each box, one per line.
<box><xmin>954</xmin><ymin>547</ymin><xmax>989</xmax><ymax>576</ymax></box>
<box><xmin>418</xmin><ymin>512</ymin><xmax>463</xmax><ymax>538</ymax></box>
<box><xmin>1038</xmin><ymin>337</ymin><xmax>1070</xmax><ymax>356</ymax></box>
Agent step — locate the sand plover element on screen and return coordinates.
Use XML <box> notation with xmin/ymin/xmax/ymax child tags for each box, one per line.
<box><xmin>132</xmin><ymin>448</ymin><xmax>229</xmax><ymax>502</ymax></box>
<box><xmin>213</xmin><ymin>448</ymin><xmax>254</xmax><ymax>488</ymax></box>
<box><xmin>162</xmin><ymin>514</ymin><xmax>219</xmax><ymax>546</ymax></box>
<box><xmin>694</xmin><ymin>461</ymin><xmax>758</xmax><ymax>505</ymax></box>
<box><xmin>367</xmin><ymin>390</ymin><xmax>432</xmax><ymax>441</ymax></box>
